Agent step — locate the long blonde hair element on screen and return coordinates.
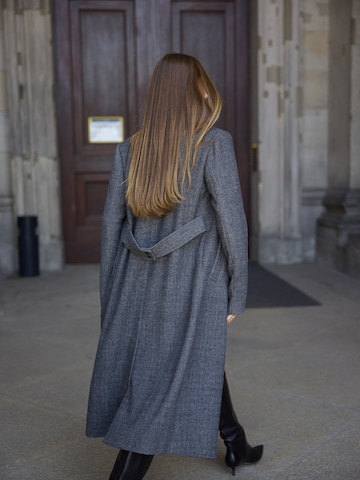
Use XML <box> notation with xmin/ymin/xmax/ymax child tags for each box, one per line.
<box><xmin>126</xmin><ymin>53</ymin><xmax>222</xmax><ymax>218</ymax></box>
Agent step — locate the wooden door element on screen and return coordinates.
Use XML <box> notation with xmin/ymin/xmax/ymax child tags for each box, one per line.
<box><xmin>53</xmin><ymin>0</ymin><xmax>250</xmax><ymax>263</ymax></box>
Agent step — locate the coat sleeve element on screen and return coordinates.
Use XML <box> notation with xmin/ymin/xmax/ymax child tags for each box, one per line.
<box><xmin>100</xmin><ymin>144</ymin><xmax>127</xmax><ymax>318</ymax></box>
<box><xmin>204</xmin><ymin>130</ymin><xmax>248</xmax><ymax>314</ymax></box>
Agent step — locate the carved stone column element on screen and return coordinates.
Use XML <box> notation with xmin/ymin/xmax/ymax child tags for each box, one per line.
<box><xmin>316</xmin><ymin>0</ymin><xmax>360</xmax><ymax>275</ymax></box>
<box><xmin>0</xmin><ymin>6</ymin><xmax>16</xmax><ymax>275</ymax></box>
<box><xmin>254</xmin><ymin>0</ymin><xmax>303</xmax><ymax>263</ymax></box>
<box><xmin>3</xmin><ymin>0</ymin><xmax>63</xmax><ymax>272</ymax></box>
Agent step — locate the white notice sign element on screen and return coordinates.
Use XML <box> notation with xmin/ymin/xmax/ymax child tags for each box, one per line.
<box><xmin>88</xmin><ymin>117</ymin><xmax>124</xmax><ymax>143</ymax></box>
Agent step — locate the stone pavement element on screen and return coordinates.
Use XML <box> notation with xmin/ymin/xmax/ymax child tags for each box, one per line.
<box><xmin>0</xmin><ymin>263</ymin><xmax>359</xmax><ymax>480</ymax></box>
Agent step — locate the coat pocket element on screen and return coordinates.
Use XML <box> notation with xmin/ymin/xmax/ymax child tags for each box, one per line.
<box><xmin>209</xmin><ymin>244</ymin><xmax>226</xmax><ymax>282</ymax></box>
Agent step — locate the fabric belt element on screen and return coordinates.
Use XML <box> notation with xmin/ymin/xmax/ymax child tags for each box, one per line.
<box><xmin>121</xmin><ymin>216</ymin><xmax>206</xmax><ymax>260</ymax></box>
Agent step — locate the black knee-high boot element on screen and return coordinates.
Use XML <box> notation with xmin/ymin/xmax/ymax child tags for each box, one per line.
<box><xmin>109</xmin><ymin>450</ymin><xmax>153</xmax><ymax>480</ymax></box>
<box><xmin>219</xmin><ymin>373</ymin><xmax>263</xmax><ymax>475</ymax></box>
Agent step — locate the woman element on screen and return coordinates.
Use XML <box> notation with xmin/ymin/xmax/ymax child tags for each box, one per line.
<box><xmin>86</xmin><ymin>53</ymin><xmax>263</xmax><ymax>479</ymax></box>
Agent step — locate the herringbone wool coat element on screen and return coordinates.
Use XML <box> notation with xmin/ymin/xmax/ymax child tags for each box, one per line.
<box><xmin>86</xmin><ymin>127</ymin><xmax>248</xmax><ymax>458</ymax></box>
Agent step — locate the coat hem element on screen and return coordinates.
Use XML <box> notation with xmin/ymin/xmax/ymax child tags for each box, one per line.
<box><xmin>99</xmin><ymin>436</ymin><xmax>218</xmax><ymax>459</ymax></box>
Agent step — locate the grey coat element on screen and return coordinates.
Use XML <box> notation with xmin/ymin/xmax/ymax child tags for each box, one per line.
<box><xmin>86</xmin><ymin>127</ymin><xmax>248</xmax><ymax>459</ymax></box>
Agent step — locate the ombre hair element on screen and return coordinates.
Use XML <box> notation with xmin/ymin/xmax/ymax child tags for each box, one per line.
<box><xmin>126</xmin><ymin>53</ymin><xmax>222</xmax><ymax>218</ymax></box>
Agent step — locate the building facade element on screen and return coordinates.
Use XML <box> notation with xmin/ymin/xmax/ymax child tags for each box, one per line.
<box><xmin>0</xmin><ymin>0</ymin><xmax>359</xmax><ymax>277</ymax></box>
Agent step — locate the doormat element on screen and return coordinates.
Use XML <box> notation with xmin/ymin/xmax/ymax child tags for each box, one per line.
<box><xmin>246</xmin><ymin>262</ymin><xmax>321</xmax><ymax>308</ymax></box>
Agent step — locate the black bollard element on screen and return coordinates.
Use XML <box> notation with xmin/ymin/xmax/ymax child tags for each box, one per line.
<box><xmin>17</xmin><ymin>216</ymin><xmax>40</xmax><ymax>277</ymax></box>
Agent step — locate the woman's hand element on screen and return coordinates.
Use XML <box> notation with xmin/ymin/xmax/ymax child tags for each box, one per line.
<box><xmin>227</xmin><ymin>314</ymin><xmax>236</xmax><ymax>324</ymax></box>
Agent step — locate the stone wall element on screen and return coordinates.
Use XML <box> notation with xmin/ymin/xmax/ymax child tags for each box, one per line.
<box><xmin>1</xmin><ymin>0</ymin><xmax>358</xmax><ymax>274</ymax></box>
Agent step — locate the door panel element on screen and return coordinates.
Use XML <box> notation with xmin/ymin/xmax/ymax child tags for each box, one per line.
<box><xmin>54</xmin><ymin>0</ymin><xmax>250</xmax><ymax>263</ymax></box>
<box><xmin>172</xmin><ymin>2</ymin><xmax>235</xmax><ymax>133</ymax></box>
<box><xmin>70</xmin><ymin>2</ymin><xmax>137</xmax><ymax>152</ymax></box>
